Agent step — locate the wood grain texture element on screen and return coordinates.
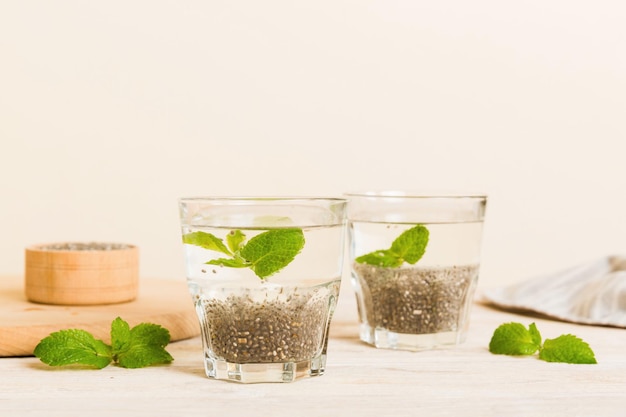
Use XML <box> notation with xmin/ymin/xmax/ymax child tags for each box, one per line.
<box><xmin>0</xmin><ymin>275</ymin><xmax>199</xmax><ymax>356</ymax></box>
<box><xmin>1</xmin><ymin>281</ymin><xmax>625</xmax><ymax>417</ymax></box>
<box><xmin>24</xmin><ymin>244</ymin><xmax>139</xmax><ymax>305</ymax></box>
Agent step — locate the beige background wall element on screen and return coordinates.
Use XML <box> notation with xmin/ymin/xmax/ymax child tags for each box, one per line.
<box><xmin>1</xmin><ymin>1</ymin><xmax>625</xmax><ymax>290</ymax></box>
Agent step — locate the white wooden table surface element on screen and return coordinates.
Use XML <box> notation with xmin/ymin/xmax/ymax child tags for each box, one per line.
<box><xmin>2</xmin><ymin>280</ymin><xmax>625</xmax><ymax>417</ymax></box>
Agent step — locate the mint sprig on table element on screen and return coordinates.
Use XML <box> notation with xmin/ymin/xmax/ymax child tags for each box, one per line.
<box><xmin>489</xmin><ymin>322</ymin><xmax>597</xmax><ymax>364</ymax></box>
<box><xmin>182</xmin><ymin>228</ymin><xmax>305</xmax><ymax>279</ymax></box>
<box><xmin>33</xmin><ymin>317</ymin><xmax>174</xmax><ymax>369</ymax></box>
<box><xmin>355</xmin><ymin>224</ymin><xmax>429</xmax><ymax>268</ymax></box>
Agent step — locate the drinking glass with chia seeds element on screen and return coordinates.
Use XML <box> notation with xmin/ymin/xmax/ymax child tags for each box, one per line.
<box><xmin>346</xmin><ymin>192</ymin><xmax>487</xmax><ymax>350</ymax></box>
<box><xmin>179</xmin><ymin>197</ymin><xmax>347</xmax><ymax>383</ymax></box>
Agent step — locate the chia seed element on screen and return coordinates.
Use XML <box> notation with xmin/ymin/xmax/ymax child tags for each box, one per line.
<box><xmin>353</xmin><ymin>263</ymin><xmax>479</xmax><ymax>334</ymax></box>
<box><xmin>200</xmin><ymin>287</ymin><xmax>336</xmax><ymax>364</ymax></box>
<box><xmin>41</xmin><ymin>242</ymin><xmax>132</xmax><ymax>251</ymax></box>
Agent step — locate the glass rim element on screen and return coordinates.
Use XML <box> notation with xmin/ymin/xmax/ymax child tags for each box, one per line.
<box><xmin>179</xmin><ymin>196</ymin><xmax>347</xmax><ymax>203</ymax></box>
<box><xmin>344</xmin><ymin>190</ymin><xmax>487</xmax><ymax>199</ymax></box>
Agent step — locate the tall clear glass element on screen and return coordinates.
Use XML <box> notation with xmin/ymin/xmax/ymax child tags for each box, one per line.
<box><xmin>179</xmin><ymin>197</ymin><xmax>347</xmax><ymax>383</ymax></box>
<box><xmin>346</xmin><ymin>192</ymin><xmax>487</xmax><ymax>350</ymax></box>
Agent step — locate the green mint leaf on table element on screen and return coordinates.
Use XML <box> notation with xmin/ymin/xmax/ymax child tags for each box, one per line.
<box><xmin>110</xmin><ymin>316</ymin><xmax>132</xmax><ymax>355</ymax></box>
<box><xmin>355</xmin><ymin>225</ymin><xmax>429</xmax><ymax>268</ymax></box>
<box><xmin>112</xmin><ymin>320</ymin><xmax>174</xmax><ymax>369</ymax></box>
<box><xmin>33</xmin><ymin>329</ymin><xmax>112</xmax><ymax>369</ymax></box>
<box><xmin>33</xmin><ymin>317</ymin><xmax>173</xmax><ymax>369</ymax></box>
<box><xmin>528</xmin><ymin>322</ymin><xmax>542</xmax><ymax>347</ymax></box>
<box><xmin>538</xmin><ymin>334</ymin><xmax>597</xmax><ymax>364</ymax></box>
<box><xmin>183</xmin><ymin>228</ymin><xmax>305</xmax><ymax>280</ymax></box>
<box><xmin>488</xmin><ymin>322</ymin><xmax>597</xmax><ymax>364</ymax></box>
<box><xmin>488</xmin><ymin>322</ymin><xmax>541</xmax><ymax>355</ymax></box>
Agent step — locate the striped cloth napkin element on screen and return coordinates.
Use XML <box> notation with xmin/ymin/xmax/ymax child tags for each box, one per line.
<box><xmin>481</xmin><ymin>256</ymin><xmax>626</xmax><ymax>328</ymax></box>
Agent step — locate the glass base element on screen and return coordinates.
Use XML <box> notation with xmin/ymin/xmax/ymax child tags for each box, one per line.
<box><xmin>203</xmin><ymin>353</ymin><xmax>327</xmax><ymax>383</ymax></box>
<box><xmin>360</xmin><ymin>324</ymin><xmax>466</xmax><ymax>351</ymax></box>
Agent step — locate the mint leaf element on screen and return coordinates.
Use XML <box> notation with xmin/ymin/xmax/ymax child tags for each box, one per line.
<box><xmin>34</xmin><ymin>329</ymin><xmax>112</xmax><ymax>369</ymax></box>
<box><xmin>389</xmin><ymin>225</ymin><xmax>429</xmax><ymax>264</ymax></box>
<box><xmin>356</xmin><ymin>225</ymin><xmax>429</xmax><ymax>267</ymax></box>
<box><xmin>529</xmin><ymin>322</ymin><xmax>542</xmax><ymax>347</ymax></box>
<box><xmin>206</xmin><ymin>257</ymin><xmax>248</xmax><ymax>268</ymax></box>
<box><xmin>489</xmin><ymin>322</ymin><xmax>597</xmax><ymax>365</ymax></box>
<box><xmin>355</xmin><ymin>251</ymin><xmax>403</xmax><ymax>268</ymax></box>
<box><xmin>112</xmin><ymin>320</ymin><xmax>173</xmax><ymax>369</ymax></box>
<box><xmin>110</xmin><ymin>316</ymin><xmax>131</xmax><ymax>354</ymax></box>
<box><xmin>183</xmin><ymin>228</ymin><xmax>306</xmax><ymax>280</ymax></box>
<box><xmin>239</xmin><ymin>228</ymin><xmax>305</xmax><ymax>279</ymax></box>
<box><xmin>226</xmin><ymin>230</ymin><xmax>246</xmax><ymax>253</ymax></box>
<box><xmin>34</xmin><ymin>317</ymin><xmax>174</xmax><ymax>370</ymax></box>
<box><xmin>488</xmin><ymin>322</ymin><xmax>541</xmax><ymax>355</ymax></box>
<box><xmin>538</xmin><ymin>334</ymin><xmax>597</xmax><ymax>364</ymax></box>
<box><xmin>182</xmin><ymin>231</ymin><xmax>232</xmax><ymax>256</ymax></box>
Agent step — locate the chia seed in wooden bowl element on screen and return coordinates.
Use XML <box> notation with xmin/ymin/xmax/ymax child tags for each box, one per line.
<box><xmin>25</xmin><ymin>242</ymin><xmax>139</xmax><ymax>305</ymax></box>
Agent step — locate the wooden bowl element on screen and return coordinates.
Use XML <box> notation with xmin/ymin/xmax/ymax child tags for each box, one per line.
<box><xmin>25</xmin><ymin>242</ymin><xmax>139</xmax><ymax>305</ymax></box>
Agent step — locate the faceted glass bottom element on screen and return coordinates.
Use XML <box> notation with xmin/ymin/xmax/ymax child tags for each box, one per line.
<box><xmin>360</xmin><ymin>324</ymin><xmax>467</xmax><ymax>351</ymax></box>
<box><xmin>203</xmin><ymin>353</ymin><xmax>327</xmax><ymax>383</ymax></box>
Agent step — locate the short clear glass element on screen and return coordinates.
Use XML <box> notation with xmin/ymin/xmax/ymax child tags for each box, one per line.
<box><xmin>346</xmin><ymin>192</ymin><xmax>487</xmax><ymax>350</ymax></box>
<box><xmin>179</xmin><ymin>197</ymin><xmax>347</xmax><ymax>383</ymax></box>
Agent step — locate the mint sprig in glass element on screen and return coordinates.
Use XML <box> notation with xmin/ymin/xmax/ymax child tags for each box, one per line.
<box><xmin>347</xmin><ymin>192</ymin><xmax>487</xmax><ymax>351</ymax></box>
<box><xmin>179</xmin><ymin>197</ymin><xmax>347</xmax><ymax>383</ymax></box>
<box><xmin>182</xmin><ymin>228</ymin><xmax>305</xmax><ymax>279</ymax></box>
<box><xmin>355</xmin><ymin>224</ymin><xmax>429</xmax><ymax>268</ymax></box>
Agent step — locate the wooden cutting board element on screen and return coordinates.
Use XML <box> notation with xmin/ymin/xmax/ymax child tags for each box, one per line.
<box><xmin>0</xmin><ymin>275</ymin><xmax>200</xmax><ymax>357</ymax></box>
